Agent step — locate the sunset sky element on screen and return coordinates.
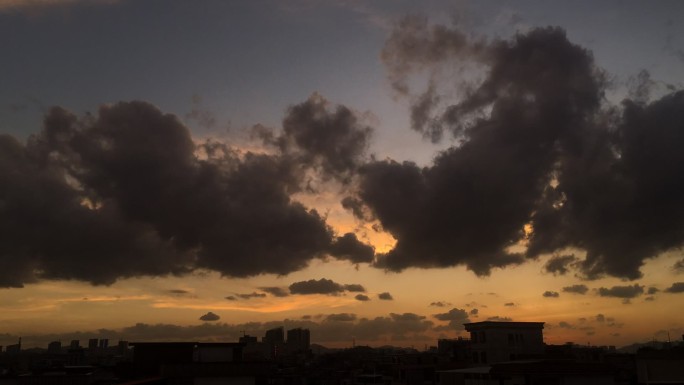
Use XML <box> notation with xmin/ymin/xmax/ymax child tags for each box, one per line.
<box><xmin>2</xmin><ymin>0</ymin><xmax>684</xmax><ymax>349</ymax></box>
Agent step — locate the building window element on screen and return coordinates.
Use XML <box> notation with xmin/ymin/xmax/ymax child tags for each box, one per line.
<box><xmin>508</xmin><ymin>333</ymin><xmax>514</xmax><ymax>346</ymax></box>
<box><xmin>471</xmin><ymin>332</ymin><xmax>478</xmax><ymax>343</ymax></box>
<box><xmin>473</xmin><ymin>352</ymin><xmax>479</xmax><ymax>363</ymax></box>
<box><xmin>480</xmin><ymin>331</ymin><xmax>486</xmax><ymax>343</ymax></box>
<box><xmin>481</xmin><ymin>352</ymin><xmax>487</xmax><ymax>364</ymax></box>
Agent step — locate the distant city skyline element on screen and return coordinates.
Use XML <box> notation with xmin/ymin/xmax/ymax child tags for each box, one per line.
<box><xmin>1</xmin><ymin>0</ymin><xmax>684</xmax><ymax>349</ymax></box>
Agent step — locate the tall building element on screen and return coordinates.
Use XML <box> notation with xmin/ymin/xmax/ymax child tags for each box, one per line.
<box><xmin>88</xmin><ymin>338</ymin><xmax>98</xmax><ymax>350</ymax></box>
<box><xmin>286</xmin><ymin>328</ymin><xmax>310</xmax><ymax>353</ymax></box>
<box><xmin>48</xmin><ymin>340</ymin><xmax>62</xmax><ymax>353</ymax></box>
<box><xmin>464</xmin><ymin>321</ymin><xmax>545</xmax><ymax>365</ymax></box>
<box><xmin>262</xmin><ymin>327</ymin><xmax>284</xmax><ymax>345</ymax></box>
<box><xmin>70</xmin><ymin>340</ymin><xmax>80</xmax><ymax>349</ymax></box>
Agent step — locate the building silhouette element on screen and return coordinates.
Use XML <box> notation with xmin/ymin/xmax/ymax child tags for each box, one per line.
<box><xmin>262</xmin><ymin>327</ymin><xmax>284</xmax><ymax>345</ymax></box>
<box><xmin>464</xmin><ymin>321</ymin><xmax>545</xmax><ymax>364</ymax></box>
<box><xmin>287</xmin><ymin>327</ymin><xmax>311</xmax><ymax>353</ymax></box>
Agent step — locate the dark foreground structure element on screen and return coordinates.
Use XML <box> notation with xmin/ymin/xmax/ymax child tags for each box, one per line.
<box><xmin>1</xmin><ymin>323</ymin><xmax>684</xmax><ymax>385</ymax></box>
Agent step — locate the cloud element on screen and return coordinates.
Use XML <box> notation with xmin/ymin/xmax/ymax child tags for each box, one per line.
<box><xmin>432</xmin><ymin>308</ymin><xmax>470</xmax><ymax>330</ymax></box>
<box><xmin>543</xmin><ymin>291</ymin><xmax>560</xmax><ymax>298</ymax></box>
<box><xmin>355</xmin><ymin>294</ymin><xmax>370</xmax><ymax>301</ymax></box>
<box><xmin>368</xmin><ymin>16</ymin><xmax>684</xmax><ymax>280</ymax></box>
<box><xmin>289</xmin><ymin>278</ymin><xmax>344</xmax><ymax>295</ymax></box>
<box><xmin>378</xmin><ymin>292</ymin><xmax>393</xmax><ymax>300</ymax></box>
<box><xmin>664</xmin><ymin>282</ymin><xmax>684</xmax><ymax>293</ymax></box>
<box><xmin>647</xmin><ymin>287</ymin><xmax>659</xmax><ymax>295</ymax></box>
<box><xmin>288</xmin><ymin>278</ymin><xmax>365</xmax><ymax>296</ymax></box>
<box><xmin>0</xmin><ymin>100</ymin><xmax>374</xmax><ymax>287</ymax></box>
<box><xmin>235</xmin><ymin>292</ymin><xmax>267</xmax><ymax>300</ymax></box>
<box><xmin>486</xmin><ymin>316</ymin><xmax>512</xmax><ymax>322</ymax></box>
<box><xmin>326</xmin><ymin>313</ymin><xmax>357</xmax><ymax>322</ymax></box>
<box><xmin>167</xmin><ymin>289</ymin><xmax>191</xmax><ymax>295</ymax></box>
<box><xmin>559</xmin><ymin>321</ymin><xmax>574</xmax><ymax>329</ymax></box>
<box><xmin>344</xmin><ymin>284</ymin><xmax>367</xmax><ymax>293</ymax></box>
<box><xmin>673</xmin><ymin>259</ymin><xmax>684</xmax><ymax>273</ymax></box>
<box><xmin>544</xmin><ymin>255</ymin><xmax>579</xmax><ymax>276</ymax></box>
<box><xmin>259</xmin><ymin>92</ymin><xmax>373</xmax><ymax>184</ymax></box>
<box><xmin>469</xmin><ymin>309</ymin><xmax>478</xmax><ymax>315</ymax></box>
<box><xmin>259</xmin><ymin>287</ymin><xmax>290</xmax><ymax>297</ymax></box>
<box><xmin>562</xmin><ymin>284</ymin><xmax>589</xmax><ymax>295</ymax></box>
<box><xmin>329</xmin><ymin>233</ymin><xmax>375</xmax><ymax>264</ymax></box>
<box><xmin>597</xmin><ymin>284</ymin><xmax>644</xmax><ymax>299</ymax></box>
<box><xmin>504</xmin><ymin>302</ymin><xmax>515</xmax><ymax>307</ymax></box>
<box><xmin>199</xmin><ymin>312</ymin><xmax>220</xmax><ymax>321</ymax></box>
<box><xmin>225</xmin><ymin>296</ymin><xmax>237</xmax><ymax>301</ymax></box>
<box><xmin>429</xmin><ymin>301</ymin><xmax>451</xmax><ymax>307</ymax></box>
<box><xmin>0</xmin><ymin>312</ymin><xmax>437</xmax><ymax>347</ymax></box>
<box><xmin>595</xmin><ymin>314</ymin><xmax>605</xmax><ymax>323</ymax></box>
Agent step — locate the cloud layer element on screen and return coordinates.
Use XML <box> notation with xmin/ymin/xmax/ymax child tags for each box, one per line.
<box><xmin>2</xmin><ymin>17</ymin><xmax>684</xmax><ymax>286</ymax></box>
<box><xmin>0</xmin><ymin>97</ymin><xmax>375</xmax><ymax>287</ymax></box>
<box><xmin>342</xmin><ymin>17</ymin><xmax>684</xmax><ymax>280</ymax></box>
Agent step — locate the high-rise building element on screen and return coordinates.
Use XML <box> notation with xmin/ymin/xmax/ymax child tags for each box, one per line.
<box><xmin>70</xmin><ymin>340</ymin><xmax>80</xmax><ymax>349</ymax></box>
<box><xmin>88</xmin><ymin>338</ymin><xmax>98</xmax><ymax>350</ymax></box>
<box><xmin>48</xmin><ymin>341</ymin><xmax>62</xmax><ymax>353</ymax></box>
<box><xmin>286</xmin><ymin>328</ymin><xmax>310</xmax><ymax>353</ymax></box>
<box><xmin>262</xmin><ymin>327</ymin><xmax>284</xmax><ymax>345</ymax></box>
<box><xmin>464</xmin><ymin>321</ymin><xmax>545</xmax><ymax>365</ymax></box>
<box><xmin>99</xmin><ymin>338</ymin><xmax>109</xmax><ymax>349</ymax></box>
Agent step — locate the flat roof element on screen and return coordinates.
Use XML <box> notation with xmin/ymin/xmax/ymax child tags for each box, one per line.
<box><xmin>463</xmin><ymin>321</ymin><xmax>545</xmax><ymax>330</ymax></box>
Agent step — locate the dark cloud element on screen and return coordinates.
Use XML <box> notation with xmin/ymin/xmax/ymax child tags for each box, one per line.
<box><xmin>378</xmin><ymin>292</ymin><xmax>394</xmax><ymax>300</ymax></box>
<box><xmin>673</xmin><ymin>259</ymin><xmax>684</xmax><ymax>273</ymax></box>
<box><xmin>595</xmin><ymin>314</ymin><xmax>605</xmax><ymax>323</ymax></box>
<box><xmin>429</xmin><ymin>301</ymin><xmax>451</xmax><ymax>307</ymax></box>
<box><xmin>355</xmin><ymin>294</ymin><xmax>371</xmax><ymax>301</ymax></box>
<box><xmin>329</xmin><ymin>233</ymin><xmax>375</xmax><ymax>264</ymax></box>
<box><xmin>432</xmin><ymin>308</ymin><xmax>470</xmax><ymax>330</ymax></box>
<box><xmin>235</xmin><ymin>292</ymin><xmax>267</xmax><ymax>300</ymax></box>
<box><xmin>469</xmin><ymin>309</ymin><xmax>479</xmax><ymax>316</ymax></box>
<box><xmin>543</xmin><ymin>291</ymin><xmax>560</xmax><ymax>298</ymax></box>
<box><xmin>504</xmin><ymin>302</ymin><xmax>515</xmax><ymax>307</ymax></box>
<box><xmin>0</xmin><ymin>100</ymin><xmax>375</xmax><ymax>287</ymax></box>
<box><xmin>486</xmin><ymin>316</ymin><xmax>512</xmax><ymax>322</ymax></box>
<box><xmin>263</xmin><ymin>93</ymin><xmax>373</xmax><ymax>183</ymax></box>
<box><xmin>167</xmin><ymin>289</ymin><xmax>190</xmax><ymax>295</ymax></box>
<box><xmin>325</xmin><ymin>313</ymin><xmax>357</xmax><ymax>322</ymax></box>
<box><xmin>647</xmin><ymin>287</ymin><xmax>659</xmax><ymax>295</ymax></box>
<box><xmin>289</xmin><ymin>278</ymin><xmax>344</xmax><ymax>295</ymax></box>
<box><xmin>344</xmin><ymin>284</ymin><xmax>367</xmax><ymax>293</ymax></box>
<box><xmin>354</xmin><ymin>23</ymin><xmax>604</xmax><ymax>277</ymax></box>
<box><xmin>597</xmin><ymin>284</ymin><xmax>644</xmax><ymax>298</ymax></box>
<box><xmin>288</xmin><ymin>278</ymin><xmax>365</xmax><ymax>296</ymax></box>
<box><xmin>259</xmin><ymin>287</ymin><xmax>290</xmax><ymax>297</ymax></box>
<box><xmin>559</xmin><ymin>321</ymin><xmax>574</xmax><ymax>329</ymax></box>
<box><xmin>370</xmin><ymin>17</ymin><xmax>684</xmax><ymax>280</ymax></box>
<box><xmin>199</xmin><ymin>312</ymin><xmax>220</xmax><ymax>321</ymax></box>
<box><xmin>562</xmin><ymin>284</ymin><xmax>589</xmax><ymax>295</ymax></box>
<box><xmin>664</xmin><ymin>282</ymin><xmax>684</xmax><ymax>293</ymax></box>
<box><xmin>391</xmin><ymin>313</ymin><xmax>425</xmax><ymax>322</ymax></box>
<box><xmin>225</xmin><ymin>296</ymin><xmax>237</xmax><ymax>301</ymax></box>
<box><xmin>544</xmin><ymin>255</ymin><xmax>578</xmax><ymax>276</ymax></box>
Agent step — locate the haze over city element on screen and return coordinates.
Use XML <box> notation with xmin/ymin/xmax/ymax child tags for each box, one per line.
<box><xmin>1</xmin><ymin>0</ymin><xmax>684</xmax><ymax>350</ymax></box>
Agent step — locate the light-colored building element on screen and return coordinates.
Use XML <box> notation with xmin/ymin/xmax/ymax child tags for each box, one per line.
<box><xmin>464</xmin><ymin>321</ymin><xmax>545</xmax><ymax>365</ymax></box>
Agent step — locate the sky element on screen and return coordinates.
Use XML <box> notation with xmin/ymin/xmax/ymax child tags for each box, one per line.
<box><xmin>1</xmin><ymin>0</ymin><xmax>684</xmax><ymax>349</ymax></box>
